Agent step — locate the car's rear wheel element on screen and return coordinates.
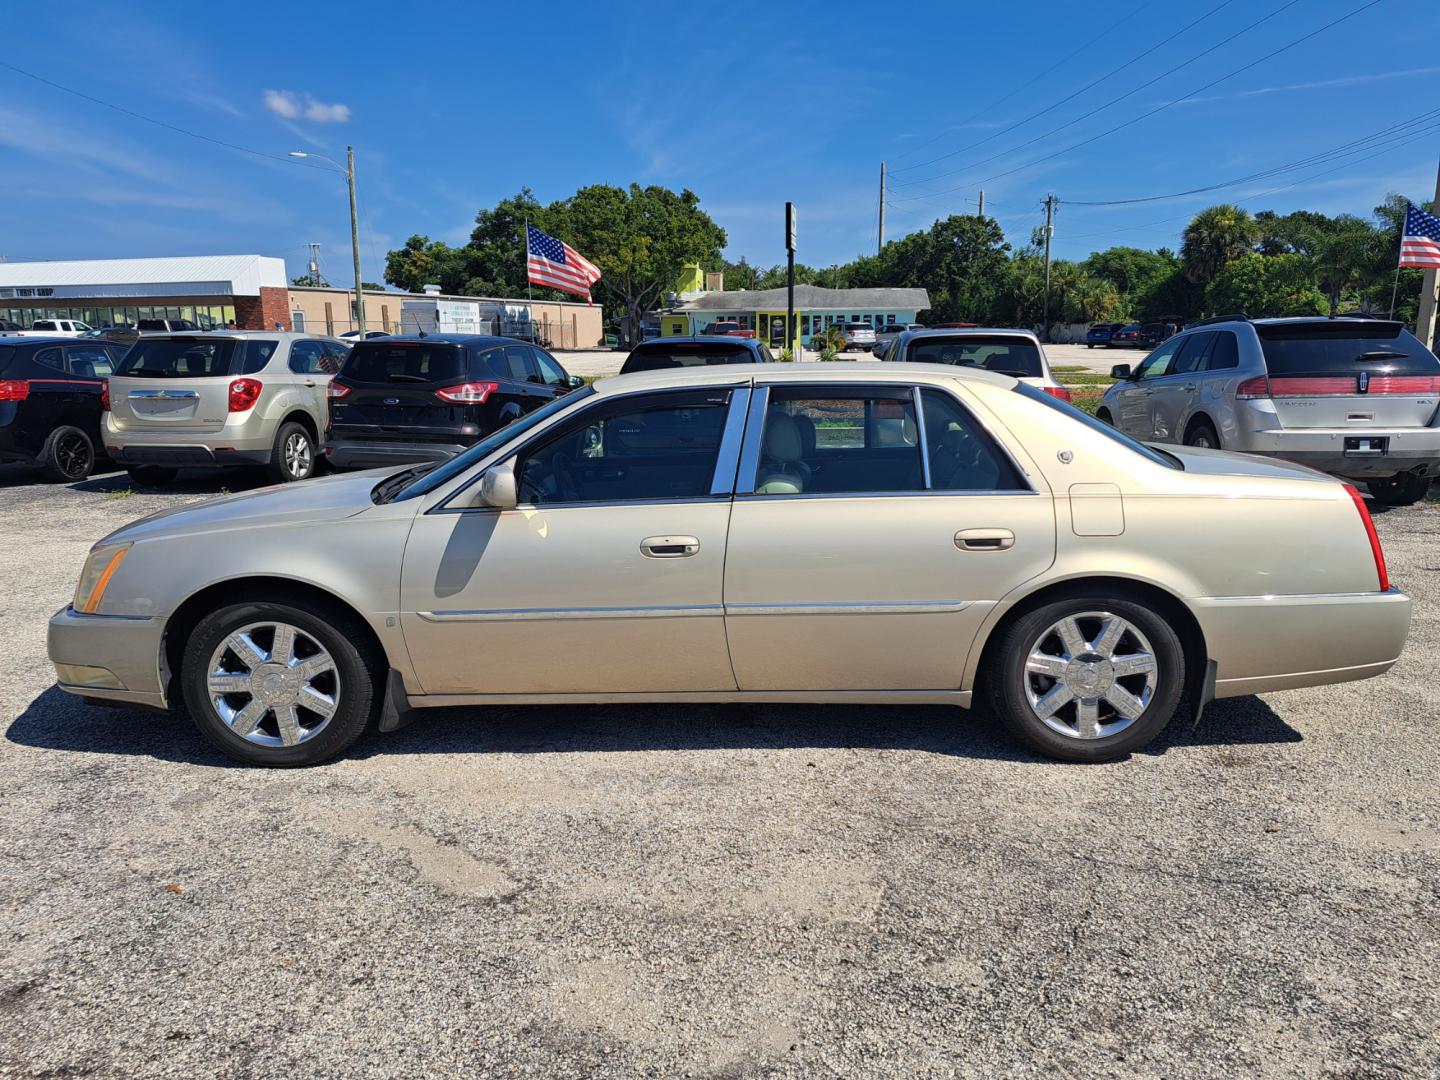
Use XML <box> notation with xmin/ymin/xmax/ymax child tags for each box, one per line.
<box><xmin>267</xmin><ymin>421</ymin><xmax>316</xmax><ymax>483</ymax></box>
<box><xmin>180</xmin><ymin>598</ymin><xmax>380</xmax><ymax>766</ymax></box>
<box><xmin>1367</xmin><ymin>472</ymin><xmax>1430</xmax><ymax>506</ymax></box>
<box><xmin>1184</xmin><ymin>419</ymin><xmax>1220</xmax><ymax>449</ymax></box>
<box><xmin>125</xmin><ymin>465</ymin><xmax>178</xmax><ymax>486</ymax></box>
<box><xmin>985</xmin><ymin>593</ymin><xmax>1186</xmax><ymax>762</ymax></box>
<box><xmin>40</xmin><ymin>425</ymin><xmax>95</xmax><ymax>482</ymax></box>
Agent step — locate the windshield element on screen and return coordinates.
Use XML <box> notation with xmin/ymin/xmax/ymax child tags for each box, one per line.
<box><xmin>906</xmin><ymin>335</ymin><xmax>1043</xmax><ymax>378</ymax></box>
<box><xmin>1257</xmin><ymin>322</ymin><xmax>1439</xmax><ymax>376</ymax></box>
<box><xmin>1015</xmin><ymin>383</ymin><xmax>1179</xmax><ymax>469</ymax></box>
<box><xmin>621</xmin><ymin>342</ymin><xmax>755</xmax><ymax>372</ymax></box>
<box><xmin>112</xmin><ymin>338</ymin><xmax>238</xmax><ymax>377</ymax></box>
<box><xmin>389</xmin><ymin>387</ymin><xmax>595</xmax><ymax>502</ymax></box>
<box><xmin>342</xmin><ymin>341</ymin><xmax>467</xmax><ymax>384</ymax></box>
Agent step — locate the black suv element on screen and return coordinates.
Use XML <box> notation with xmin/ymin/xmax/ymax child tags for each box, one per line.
<box><xmin>325</xmin><ymin>335</ymin><xmax>584</xmax><ymax>469</ymax></box>
<box><xmin>0</xmin><ymin>337</ymin><xmax>126</xmax><ymax>481</ymax></box>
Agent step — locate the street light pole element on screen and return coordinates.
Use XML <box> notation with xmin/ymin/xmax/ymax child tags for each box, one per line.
<box><xmin>289</xmin><ymin>148</ymin><xmax>364</xmax><ymax>335</ymax></box>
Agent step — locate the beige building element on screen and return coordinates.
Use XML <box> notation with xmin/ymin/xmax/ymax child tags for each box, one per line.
<box><xmin>287</xmin><ymin>286</ymin><xmax>605</xmax><ymax>348</ymax></box>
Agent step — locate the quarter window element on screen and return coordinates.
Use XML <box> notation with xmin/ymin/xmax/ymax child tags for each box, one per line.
<box><xmin>34</xmin><ymin>347</ymin><xmax>64</xmax><ymax>371</ymax></box>
<box><xmin>516</xmin><ymin>391</ymin><xmax>731</xmax><ymax>505</ymax></box>
<box><xmin>239</xmin><ymin>339</ymin><xmax>280</xmax><ymax>375</ymax></box>
<box><xmin>1205</xmin><ymin>331</ymin><xmax>1239</xmax><ymax>370</ymax></box>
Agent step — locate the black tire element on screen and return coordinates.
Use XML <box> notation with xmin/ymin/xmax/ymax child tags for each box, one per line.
<box><xmin>1183</xmin><ymin>419</ymin><xmax>1220</xmax><ymax>450</ymax></box>
<box><xmin>1095</xmin><ymin>408</ymin><xmax>1114</xmax><ymax>426</ymax></box>
<box><xmin>1087</xmin><ymin>343</ymin><xmax>1095</xmax><ymax>349</ymax></box>
<box><xmin>180</xmin><ymin>597</ymin><xmax>381</xmax><ymax>766</ymax></box>
<box><xmin>1367</xmin><ymin>472</ymin><xmax>1430</xmax><ymax>506</ymax></box>
<box><xmin>126</xmin><ymin>465</ymin><xmax>178</xmax><ymax>486</ymax></box>
<box><xmin>984</xmin><ymin>592</ymin><xmax>1187</xmax><ymax>762</ymax></box>
<box><xmin>266</xmin><ymin>420</ymin><xmax>316</xmax><ymax>483</ymax></box>
<box><xmin>39</xmin><ymin>425</ymin><xmax>95</xmax><ymax>483</ymax></box>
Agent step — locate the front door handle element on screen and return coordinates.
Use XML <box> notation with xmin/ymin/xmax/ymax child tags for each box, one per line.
<box><xmin>955</xmin><ymin>528</ymin><xmax>1015</xmax><ymax>552</ymax></box>
<box><xmin>640</xmin><ymin>535</ymin><xmax>700</xmax><ymax>558</ymax></box>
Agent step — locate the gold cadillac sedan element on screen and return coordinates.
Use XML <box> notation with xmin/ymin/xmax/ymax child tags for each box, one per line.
<box><xmin>49</xmin><ymin>363</ymin><xmax>1411</xmax><ymax>767</ymax></box>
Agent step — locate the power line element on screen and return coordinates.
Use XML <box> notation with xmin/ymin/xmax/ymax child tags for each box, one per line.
<box><xmin>889</xmin><ymin>0</ymin><xmax>1160</xmax><ymax>168</ymax></box>
<box><xmin>0</xmin><ymin>59</ymin><xmax>330</xmax><ymax>170</ymax></box>
<box><xmin>892</xmin><ymin>0</ymin><xmax>1236</xmax><ymax>180</ymax></box>
<box><xmin>891</xmin><ymin>0</ymin><xmax>1301</xmax><ymax>194</ymax></box>
<box><xmin>885</xmin><ymin>0</ymin><xmax>1384</xmax><ymax>203</ymax></box>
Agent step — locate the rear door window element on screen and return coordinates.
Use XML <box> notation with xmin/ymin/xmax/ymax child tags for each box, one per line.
<box><xmin>503</xmin><ymin>345</ymin><xmax>538</xmax><ymax>382</ymax></box>
<box><xmin>920</xmin><ymin>389</ymin><xmax>1026</xmax><ymax>491</ymax></box>
<box><xmin>288</xmin><ymin>339</ymin><xmax>331</xmax><ymax>374</ymax></box>
<box><xmin>341</xmin><ymin>342</ymin><xmax>468</xmax><ymax>384</ymax></box>
<box><xmin>753</xmin><ymin>387</ymin><xmax>922</xmax><ymax>495</ymax></box>
<box><xmin>904</xmin><ymin>335</ymin><xmax>1043</xmax><ymax>377</ymax></box>
<box><xmin>1257</xmin><ymin>322</ymin><xmax>1440</xmax><ymax>375</ymax></box>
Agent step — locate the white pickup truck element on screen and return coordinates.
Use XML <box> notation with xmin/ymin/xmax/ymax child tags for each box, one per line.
<box><xmin>0</xmin><ymin>318</ymin><xmax>96</xmax><ymax>337</ymax></box>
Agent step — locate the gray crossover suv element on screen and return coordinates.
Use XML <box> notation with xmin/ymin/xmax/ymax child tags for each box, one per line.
<box><xmin>1098</xmin><ymin>315</ymin><xmax>1440</xmax><ymax>505</ymax></box>
<box><xmin>106</xmin><ymin>331</ymin><xmax>348</xmax><ymax>485</ymax></box>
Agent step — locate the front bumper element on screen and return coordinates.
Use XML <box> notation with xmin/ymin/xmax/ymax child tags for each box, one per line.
<box><xmin>325</xmin><ymin>438</ymin><xmax>465</xmax><ymax>470</ymax></box>
<box><xmin>1188</xmin><ymin>588</ymin><xmax>1411</xmax><ymax>698</ymax></box>
<box><xmin>48</xmin><ymin>605</ymin><xmax>168</xmax><ymax>709</ymax></box>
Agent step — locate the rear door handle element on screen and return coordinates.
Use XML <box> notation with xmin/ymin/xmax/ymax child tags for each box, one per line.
<box><xmin>1182</xmin><ymin>383</ymin><xmax>1196</xmax><ymax>391</ymax></box>
<box><xmin>640</xmin><ymin>535</ymin><xmax>700</xmax><ymax>558</ymax></box>
<box><xmin>955</xmin><ymin>528</ymin><xmax>1015</xmax><ymax>552</ymax></box>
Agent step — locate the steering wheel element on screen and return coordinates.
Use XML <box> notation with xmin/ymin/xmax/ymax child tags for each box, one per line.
<box><xmin>552</xmin><ymin>452</ymin><xmax>581</xmax><ymax>502</ymax></box>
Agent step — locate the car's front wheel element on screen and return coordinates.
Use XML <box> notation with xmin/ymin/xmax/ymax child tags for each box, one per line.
<box><xmin>985</xmin><ymin>593</ymin><xmax>1186</xmax><ymax>762</ymax></box>
<box><xmin>180</xmin><ymin>597</ymin><xmax>380</xmax><ymax>766</ymax></box>
<box><xmin>1095</xmin><ymin>408</ymin><xmax>1114</xmax><ymax>426</ymax></box>
<box><xmin>1367</xmin><ymin>472</ymin><xmax>1430</xmax><ymax>506</ymax></box>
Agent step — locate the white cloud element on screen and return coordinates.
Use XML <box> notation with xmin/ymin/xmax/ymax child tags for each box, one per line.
<box><xmin>263</xmin><ymin>89</ymin><xmax>350</xmax><ymax>124</ymax></box>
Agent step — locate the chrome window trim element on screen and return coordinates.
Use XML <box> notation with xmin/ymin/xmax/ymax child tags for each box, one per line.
<box><xmin>434</xmin><ymin>494</ymin><xmax>732</xmax><ymax>517</ymax></box>
<box><xmin>710</xmin><ymin>387</ymin><xmax>752</xmax><ymax>496</ymax></box>
<box><xmin>912</xmin><ymin>384</ymin><xmax>932</xmax><ymax>490</ymax></box>
<box><xmin>733</xmin><ymin>385</ymin><xmax>771</xmax><ymax>496</ymax></box>
<box><xmin>127</xmin><ymin>389</ymin><xmax>200</xmax><ymax>400</ymax></box>
<box><xmin>734</xmin><ymin>489</ymin><xmax>1040</xmax><ymax>502</ymax></box>
<box><xmin>431</xmin><ymin>382</ymin><xmax>749</xmax><ymax>514</ymax></box>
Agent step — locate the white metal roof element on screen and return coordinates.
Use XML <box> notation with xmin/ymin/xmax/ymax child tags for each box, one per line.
<box><xmin>0</xmin><ymin>255</ymin><xmax>287</xmax><ymax>299</ymax></box>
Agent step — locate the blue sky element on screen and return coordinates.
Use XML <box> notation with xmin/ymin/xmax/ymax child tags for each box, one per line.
<box><xmin>4</xmin><ymin>0</ymin><xmax>1439</xmax><ymax>286</ymax></box>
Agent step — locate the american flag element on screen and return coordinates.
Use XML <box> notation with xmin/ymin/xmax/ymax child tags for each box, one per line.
<box><xmin>1399</xmin><ymin>203</ymin><xmax>1440</xmax><ymax>269</ymax></box>
<box><xmin>526</xmin><ymin>224</ymin><xmax>602</xmax><ymax>301</ymax></box>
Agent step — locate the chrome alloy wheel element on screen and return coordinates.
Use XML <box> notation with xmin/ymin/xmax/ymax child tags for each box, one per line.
<box><xmin>284</xmin><ymin>431</ymin><xmax>312</xmax><ymax>477</ymax></box>
<box><xmin>206</xmin><ymin>622</ymin><xmax>339</xmax><ymax>747</ymax></box>
<box><xmin>1023</xmin><ymin>611</ymin><xmax>1159</xmax><ymax>740</ymax></box>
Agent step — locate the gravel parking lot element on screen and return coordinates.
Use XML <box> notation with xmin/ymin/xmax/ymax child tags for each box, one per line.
<box><xmin>2</xmin><ymin>464</ymin><xmax>1437</xmax><ymax>1078</ymax></box>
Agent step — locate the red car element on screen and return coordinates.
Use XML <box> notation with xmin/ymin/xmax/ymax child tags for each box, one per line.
<box><xmin>701</xmin><ymin>321</ymin><xmax>756</xmax><ymax>339</ymax></box>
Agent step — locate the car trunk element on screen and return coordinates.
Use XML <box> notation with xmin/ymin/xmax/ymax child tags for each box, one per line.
<box><xmin>107</xmin><ymin>337</ymin><xmax>247</xmax><ymax>435</ymax></box>
<box><xmin>1256</xmin><ymin>322</ymin><xmax>1440</xmax><ymax>431</ymax></box>
<box><xmin>330</xmin><ymin>341</ymin><xmax>473</xmax><ymax>440</ymax></box>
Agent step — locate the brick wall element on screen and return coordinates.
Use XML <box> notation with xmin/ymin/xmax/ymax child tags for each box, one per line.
<box><xmin>234</xmin><ymin>287</ymin><xmax>292</xmax><ymax>331</ymax></box>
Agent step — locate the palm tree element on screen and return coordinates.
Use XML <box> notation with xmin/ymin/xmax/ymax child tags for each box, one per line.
<box><xmin>1181</xmin><ymin>205</ymin><xmax>1260</xmax><ymax>286</ymax></box>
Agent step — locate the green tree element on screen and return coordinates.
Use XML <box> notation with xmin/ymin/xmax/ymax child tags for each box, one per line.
<box><xmin>1180</xmin><ymin>204</ymin><xmax>1260</xmax><ymax>286</ymax></box>
<box><xmin>290</xmin><ymin>273</ymin><xmax>327</xmax><ymax>288</ymax></box>
<box><xmin>384</xmin><ymin>235</ymin><xmax>466</xmax><ymax>294</ymax></box>
<box><xmin>1082</xmin><ymin>246</ymin><xmax>1175</xmax><ymax>305</ymax></box>
<box><xmin>1204</xmin><ymin>253</ymin><xmax>1326</xmax><ymax>317</ymax></box>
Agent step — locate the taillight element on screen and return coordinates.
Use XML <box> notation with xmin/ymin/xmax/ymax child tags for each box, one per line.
<box><xmin>326</xmin><ymin>381</ymin><xmax>351</xmax><ymax>399</ymax></box>
<box><xmin>435</xmin><ymin>381</ymin><xmax>499</xmax><ymax>404</ymax></box>
<box><xmin>228</xmin><ymin>378</ymin><xmax>262</xmax><ymax>412</ymax></box>
<box><xmin>1043</xmin><ymin>385</ymin><xmax>1073</xmax><ymax>403</ymax></box>
<box><xmin>100</xmin><ymin>382</ymin><xmax>110</xmax><ymax>411</ymax></box>
<box><xmin>1343</xmin><ymin>483</ymin><xmax>1390</xmax><ymax>592</ymax></box>
<box><xmin>0</xmin><ymin>380</ymin><xmax>30</xmax><ymax>403</ymax></box>
<box><xmin>1235</xmin><ymin>376</ymin><xmax>1270</xmax><ymax>399</ymax></box>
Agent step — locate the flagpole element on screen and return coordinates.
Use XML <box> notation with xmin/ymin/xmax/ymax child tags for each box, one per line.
<box><xmin>1389</xmin><ymin>214</ymin><xmax>1403</xmax><ymax>319</ymax></box>
<box><xmin>523</xmin><ymin>216</ymin><xmax>533</xmax><ymax>305</ymax></box>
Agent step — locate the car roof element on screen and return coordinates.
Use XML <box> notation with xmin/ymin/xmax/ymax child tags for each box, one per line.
<box><xmin>634</xmin><ymin>336</ymin><xmax>761</xmax><ymax>346</ymax></box>
<box><xmin>592</xmin><ymin>360</ymin><xmax>1017</xmax><ymax>396</ymax></box>
<box><xmin>366</xmin><ymin>334</ymin><xmax>528</xmax><ymax>346</ymax></box>
<box><xmin>901</xmin><ymin>327</ymin><xmax>1040</xmax><ymax>342</ymax></box>
<box><xmin>0</xmin><ymin>336</ymin><xmax>82</xmax><ymax>347</ymax></box>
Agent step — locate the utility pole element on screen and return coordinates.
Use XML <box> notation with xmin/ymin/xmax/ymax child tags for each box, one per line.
<box><xmin>1041</xmin><ymin>194</ymin><xmax>1056</xmax><ymax>343</ymax></box>
<box><xmin>977</xmin><ymin>190</ymin><xmax>985</xmax><ymax>219</ymax></box>
<box><xmin>1416</xmin><ymin>157</ymin><xmax>1440</xmax><ymax>352</ymax></box>
<box><xmin>347</xmin><ymin>146</ymin><xmax>364</xmax><ymax>335</ymax></box>
<box><xmin>307</xmin><ymin>242</ymin><xmax>322</xmax><ymax>284</ymax></box>
<box><xmin>878</xmin><ymin>162</ymin><xmax>886</xmax><ymax>255</ymax></box>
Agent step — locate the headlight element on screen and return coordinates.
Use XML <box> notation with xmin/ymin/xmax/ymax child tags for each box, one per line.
<box><xmin>73</xmin><ymin>543</ymin><xmax>132</xmax><ymax>614</ymax></box>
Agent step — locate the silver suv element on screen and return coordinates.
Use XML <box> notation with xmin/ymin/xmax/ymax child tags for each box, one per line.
<box><xmin>1098</xmin><ymin>316</ymin><xmax>1440</xmax><ymax>505</ymax></box>
<box><xmin>106</xmin><ymin>332</ymin><xmax>347</xmax><ymax>485</ymax></box>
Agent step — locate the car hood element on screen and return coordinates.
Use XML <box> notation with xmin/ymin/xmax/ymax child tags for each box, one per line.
<box><xmin>101</xmin><ymin>468</ymin><xmax>395</xmax><ymax>546</ymax></box>
<box><xmin>1162</xmin><ymin>445</ymin><xmax>1336</xmax><ymax>482</ymax></box>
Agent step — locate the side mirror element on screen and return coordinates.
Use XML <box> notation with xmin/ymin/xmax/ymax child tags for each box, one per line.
<box><xmin>567</xmin><ymin>374</ymin><xmax>585</xmax><ymax>388</ymax></box>
<box><xmin>1110</xmin><ymin>364</ymin><xmax>1132</xmax><ymax>380</ymax></box>
<box><xmin>474</xmin><ymin>460</ymin><xmax>517</xmax><ymax>510</ymax></box>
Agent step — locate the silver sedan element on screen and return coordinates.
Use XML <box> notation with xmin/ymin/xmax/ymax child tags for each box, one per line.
<box><xmin>50</xmin><ymin>363</ymin><xmax>1411</xmax><ymax>766</ymax></box>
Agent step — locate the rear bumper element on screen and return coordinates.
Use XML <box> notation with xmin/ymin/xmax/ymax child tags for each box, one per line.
<box><xmin>1229</xmin><ymin>437</ymin><xmax>1440</xmax><ymax>478</ymax></box>
<box><xmin>108</xmin><ymin>445</ymin><xmax>270</xmax><ymax>467</ymax></box>
<box><xmin>1188</xmin><ymin>588</ymin><xmax>1411</xmax><ymax>698</ymax></box>
<box><xmin>47</xmin><ymin>605</ymin><xmax>168</xmax><ymax>709</ymax></box>
<box><xmin>325</xmin><ymin>437</ymin><xmax>465</xmax><ymax>470</ymax></box>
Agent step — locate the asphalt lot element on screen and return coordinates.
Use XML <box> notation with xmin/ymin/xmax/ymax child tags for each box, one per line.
<box><xmin>1</xmin><ymin>463</ymin><xmax>1438</xmax><ymax>1078</ymax></box>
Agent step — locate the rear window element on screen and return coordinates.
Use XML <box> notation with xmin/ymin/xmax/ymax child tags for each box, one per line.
<box><xmin>341</xmin><ymin>342</ymin><xmax>468</xmax><ymax>384</ymax></box>
<box><xmin>1257</xmin><ymin>322</ymin><xmax>1440</xmax><ymax>376</ymax></box>
<box><xmin>905</xmin><ymin>335</ymin><xmax>1043</xmax><ymax>378</ymax></box>
<box><xmin>112</xmin><ymin>338</ymin><xmax>239</xmax><ymax>377</ymax></box>
<box><xmin>621</xmin><ymin>342</ymin><xmax>755</xmax><ymax>373</ymax></box>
